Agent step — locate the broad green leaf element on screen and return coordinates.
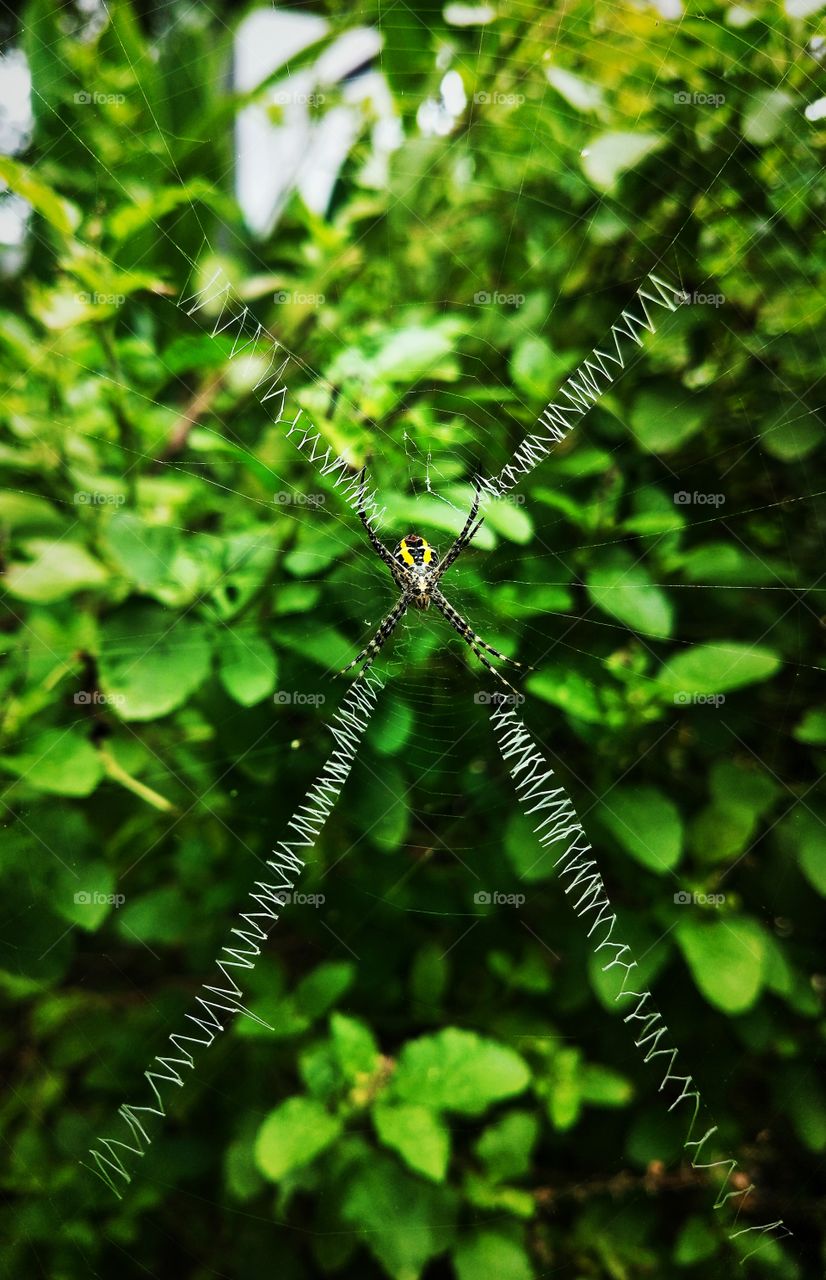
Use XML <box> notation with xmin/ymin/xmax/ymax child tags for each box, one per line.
<box><xmin>102</xmin><ymin>513</ymin><xmax>176</xmax><ymax>590</ymax></box>
<box><xmin>99</xmin><ymin>603</ymin><xmax>212</xmax><ymax>721</ymax></box>
<box><xmin>760</xmin><ymin>408</ymin><xmax>822</xmax><ymax>461</ymax></box>
<box><xmin>509</xmin><ymin>335</ymin><xmax>567</xmax><ymax>400</ymax></box>
<box><xmin>742</xmin><ymin>89</ymin><xmax>795</xmax><ymax>145</ymax></box>
<box><xmin>373</xmin><ymin>1102</ymin><xmax>450</xmax><ymax>1182</ymax></box>
<box><xmin>546</xmin><ymin>64</ymin><xmax>603</xmax><ymax>112</ymax></box>
<box><xmin>0</xmin><ymin>156</ymin><xmax>80</xmax><ymax>236</ymax></box>
<box><xmin>656</xmin><ymin>642</ymin><xmax>781</xmax><ymax>698</ymax></box>
<box><xmin>599</xmin><ymin>785</ymin><xmax>683</xmax><ymax>874</ymax></box>
<box><xmin>504</xmin><ymin>810</ymin><xmax>554</xmax><ymax>882</ymax></box>
<box><xmin>391</xmin><ymin>1028</ymin><xmax>530</xmax><ymax>1115</ymax></box>
<box><xmin>581</xmin><ymin>1063</ymin><xmax>633</xmax><ymax>1107</ymax></box>
<box><xmin>474</xmin><ymin>1111</ymin><xmax>538</xmax><ymax>1183</ymax></box>
<box><xmin>54</xmin><ymin>860</ymin><xmax>117</xmax><ymax>931</ymax></box>
<box><xmin>794</xmin><ymin>707</ymin><xmax>826</xmax><ymax>746</ymax></box>
<box><xmin>217</xmin><ymin>629</ymin><xmax>277</xmax><ymax>706</ymax></box>
<box><xmin>5</xmin><ymin>540</ymin><xmax>108</xmax><ymax>603</ymax></box>
<box><xmin>581</xmin><ymin>131</ymin><xmax>663</xmax><ymax>191</ymax></box>
<box><xmin>295</xmin><ymin>961</ymin><xmax>355</xmax><ymax>1019</ymax></box>
<box><xmin>453</xmin><ymin>1231</ymin><xmax>533</xmax><ymax>1280</ymax></box>
<box><xmin>674</xmin><ymin>1216</ymin><xmax>721</xmax><ymax>1265</ymax></box>
<box><xmin>330</xmin><ymin>1012</ymin><xmax>380</xmax><ymax>1082</ymax></box>
<box><xmin>781</xmin><ymin>808</ymin><xmax>826</xmax><ymax>896</ymax></box>
<box><xmin>341</xmin><ymin>1156</ymin><xmax>456</xmax><ymax>1280</ymax></box>
<box><xmin>676</xmin><ymin>917</ymin><xmax>767</xmax><ymax>1013</ymax></box>
<box><xmin>1</xmin><ymin>728</ymin><xmax>103</xmax><ymax>797</ymax></box>
<box><xmin>586</xmin><ymin>549</ymin><xmax>673</xmax><ymax>638</ymax></box>
<box><xmin>255</xmin><ymin>1097</ymin><xmax>342</xmax><ymax>1182</ymax></box>
<box><xmin>526</xmin><ymin>666</ymin><xmax>604</xmax><ymax>723</ymax></box>
<box><xmin>116</xmin><ymin>887</ymin><xmax>187</xmax><ymax>946</ymax></box>
<box><xmin>630</xmin><ymin>384</ymin><xmax>709</xmax><ymax>453</ymax></box>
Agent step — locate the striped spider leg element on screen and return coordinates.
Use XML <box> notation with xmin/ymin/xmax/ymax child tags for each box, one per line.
<box><xmin>340</xmin><ymin>472</ymin><xmax>525</xmax><ymax>692</ymax></box>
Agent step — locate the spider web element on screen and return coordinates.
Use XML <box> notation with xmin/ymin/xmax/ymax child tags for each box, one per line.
<box><xmin>2</xmin><ymin>0</ymin><xmax>825</xmax><ymax>1272</ymax></box>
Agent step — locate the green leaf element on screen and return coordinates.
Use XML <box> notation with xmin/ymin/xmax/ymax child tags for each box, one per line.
<box><xmin>474</xmin><ymin>1111</ymin><xmax>538</xmax><ymax>1183</ymax></box>
<box><xmin>781</xmin><ymin>808</ymin><xmax>826</xmax><ymax>896</ymax></box>
<box><xmin>5</xmin><ymin>539</ymin><xmax>108</xmax><ymax>603</ymax></box>
<box><xmin>760</xmin><ymin>408</ymin><xmax>822</xmax><ymax>461</ymax></box>
<box><xmin>581</xmin><ymin>131</ymin><xmax>663</xmax><ymax>191</ymax></box>
<box><xmin>674</xmin><ymin>1215</ymin><xmax>720</xmax><ymax>1265</ymax></box>
<box><xmin>586</xmin><ymin>549</ymin><xmax>673</xmax><ymax>638</ymax></box>
<box><xmin>676</xmin><ymin>917</ymin><xmax>767</xmax><ymax>1014</ymax></box>
<box><xmin>330</xmin><ymin>1013</ymin><xmax>379</xmax><ymax>1082</ymax></box>
<box><xmin>581</xmin><ymin>1063</ymin><xmax>633</xmax><ymax>1107</ymax></box>
<box><xmin>545</xmin><ymin>1047</ymin><xmax>582</xmax><ymax>1130</ymax></box>
<box><xmin>1</xmin><ymin>728</ymin><xmax>103</xmax><ymax>797</ymax></box>
<box><xmin>341</xmin><ymin>1156</ymin><xmax>456</xmax><ymax>1280</ymax></box>
<box><xmin>391</xmin><ymin>1028</ymin><xmax>530</xmax><ymax>1115</ymax></box>
<box><xmin>794</xmin><ymin>707</ymin><xmax>826</xmax><ymax>746</ymax></box>
<box><xmin>255</xmin><ymin>1097</ymin><xmax>342</xmax><ymax>1182</ymax></box>
<box><xmin>0</xmin><ymin>156</ymin><xmax>80</xmax><ymax>236</ymax></box>
<box><xmin>453</xmin><ymin>1231</ymin><xmax>533</xmax><ymax>1280</ymax></box>
<box><xmin>656</xmin><ymin>642</ymin><xmax>781</xmax><ymax>698</ymax></box>
<box><xmin>99</xmin><ymin>603</ymin><xmax>212</xmax><ymax>721</ymax></box>
<box><xmin>509</xmin><ymin>335</ymin><xmax>567</xmax><ymax>401</ymax></box>
<box><xmin>102</xmin><ymin>513</ymin><xmax>176</xmax><ymax>590</ymax></box>
<box><xmin>54</xmin><ymin>860</ymin><xmax>117</xmax><ymax>931</ymax></box>
<box><xmin>630</xmin><ymin>383</ymin><xmax>709</xmax><ymax>453</ymax></box>
<box><xmin>295</xmin><ymin>961</ymin><xmax>355</xmax><ymax>1020</ymax></box>
<box><xmin>373</xmin><ymin>1103</ymin><xmax>450</xmax><ymax>1182</ymax></box>
<box><xmin>217</xmin><ymin>629</ymin><xmax>277</xmax><ymax>706</ymax></box>
<box><xmin>599</xmin><ymin>785</ymin><xmax>683</xmax><ymax>874</ymax></box>
<box><xmin>742</xmin><ymin>89</ymin><xmax>795</xmax><ymax>145</ymax></box>
<box><xmin>504</xmin><ymin>810</ymin><xmax>554</xmax><ymax>882</ymax></box>
<box><xmin>526</xmin><ymin>666</ymin><xmax>604</xmax><ymax>724</ymax></box>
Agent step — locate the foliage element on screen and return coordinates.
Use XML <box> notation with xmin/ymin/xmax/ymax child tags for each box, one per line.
<box><xmin>1</xmin><ymin>0</ymin><xmax>825</xmax><ymax>1277</ymax></box>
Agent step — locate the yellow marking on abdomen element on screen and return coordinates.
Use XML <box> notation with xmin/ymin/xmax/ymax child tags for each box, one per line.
<box><xmin>399</xmin><ymin>538</ymin><xmax>414</xmax><ymax>566</ymax></box>
<box><xmin>422</xmin><ymin>541</ymin><xmax>432</xmax><ymax>564</ymax></box>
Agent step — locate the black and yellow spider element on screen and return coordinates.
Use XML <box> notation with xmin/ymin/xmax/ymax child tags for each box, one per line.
<box><xmin>340</xmin><ymin>470</ymin><xmax>525</xmax><ymax>693</ymax></box>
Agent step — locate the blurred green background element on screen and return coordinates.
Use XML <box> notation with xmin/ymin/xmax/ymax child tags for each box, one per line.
<box><xmin>1</xmin><ymin>0</ymin><xmax>825</xmax><ymax>1276</ymax></box>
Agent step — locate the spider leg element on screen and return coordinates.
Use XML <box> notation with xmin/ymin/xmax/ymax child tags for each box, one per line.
<box><xmin>431</xmin><ymin>588</ymin><xmax>521</xmax><ymax>695</ymax></box>
<box><xmin>433</xmin><ymin>479</ymin><xmax>483</xmax><ymax>581</ymax></box>
<box><xmin>356</xmin><ymin>466</ymin><xmax>406</xmax><ymax>588</ymax></box>
<box><xmin>339</xmin><ymin>595</ymin><xmax>409</xmax><ymax>679</ymax></box>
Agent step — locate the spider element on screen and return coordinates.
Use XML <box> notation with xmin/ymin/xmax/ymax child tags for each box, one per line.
<box><xmin>340</xmin><ymin>469</ymin><xmax>525</xmax><ymax>693</ymax></box>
